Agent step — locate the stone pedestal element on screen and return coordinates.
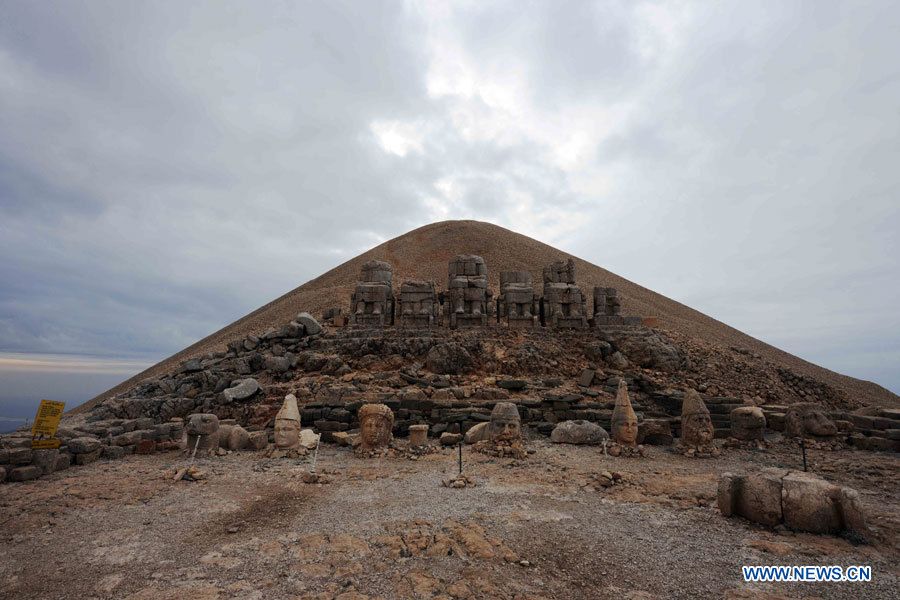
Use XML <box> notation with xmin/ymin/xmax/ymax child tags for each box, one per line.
<box><xmin>409</xmin><ymin>424</ymin><xmax>429</xmax><ymax>447</ymax></box>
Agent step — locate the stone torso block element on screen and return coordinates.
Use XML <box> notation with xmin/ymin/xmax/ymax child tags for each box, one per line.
<box><xmin>350</xmin><ymin>260</ymin><xmax>394</xmax><ymax>326</ymax></box>
<box><xmin>447</xmin><ymin>255</ymin><xmax>492</xmax><ymax>328</ymax></box>
<box><xmin>542</xmin><ymin>259</ymin><xmax>587</xmax><ymax>328</ymax></box>
<box><xmin>399</xmin><ymin>280</ymin><xmax>438</xmax><ymax>327</ymax></box>
<box><xmin>498</xmin><ymin>271</ymin><xmax>537</xmax><ymax>328</ymax></box>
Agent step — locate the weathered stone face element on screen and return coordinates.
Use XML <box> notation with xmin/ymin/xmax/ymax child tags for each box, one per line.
<box><xmin>731</xmin><ymin>406</ymin><xmax>766</xmax><ymax>441</ymax></box>
<box><xmin>488</xmin><ymin>402</ymin><xmax>521</xmax><ymax>442</ymax></box>
<box><xmin>359</xmin><ymin>403</ymin><xmax>394</xmax><ymax>450</ymax></box>
<box><xmin>274</xmin><ymin>419</ymin><xmax>301</xmax><ymax>449</ymax></box>
<box><xmin>274</xmin><ymin>394</ymin><xmax>302</xmax><ymax>449</ymax></box>
<box><xmin>185</xmin><ymin>413</ymin><xmax>219</xmax><ymax>456</ymax></box>
<box><xmin>681</xmin><ymin>390</ymin><xmax>714</xmax><ymax>447</ymax></box>
<box><xmin>611</xmin><ymin>379</ymin><xmax>638</xmax><ymax>447</ymax></box>
<box><xmin>785</xmin><ymin>403</ymin><xmax>838</xmax><ymax>438</ymax></box>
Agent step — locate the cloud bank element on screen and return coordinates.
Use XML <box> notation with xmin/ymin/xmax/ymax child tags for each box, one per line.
<box><xmin>1</xmin><ymin>1</ymin><xmax>897</xmax><ymax>397</ymax></box>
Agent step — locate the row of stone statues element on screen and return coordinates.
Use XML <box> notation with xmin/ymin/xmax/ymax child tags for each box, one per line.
<box><xmin>349</xmin><ymin>256</ymin><xmax>642</xmax><ymax>328</ymax></box>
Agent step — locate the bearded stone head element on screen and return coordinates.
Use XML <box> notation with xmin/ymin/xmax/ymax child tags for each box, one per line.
<box><xmin>488</xmin><ymin>402</ymin><xmax>521</xmax><ymax>442</ymax></box>
<box><xmin>358</xmin><ymin>403</ymin><xmax>394</xmax><ymax>450</ymax></box>
<box><xmin>681</xmin><ymin>389</ymin><xmax>714</xmax><ymax>446</ymax></box>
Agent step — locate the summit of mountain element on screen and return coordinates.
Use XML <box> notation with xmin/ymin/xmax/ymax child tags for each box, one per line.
<box><xmin>83</xmin><ymin>219</ymin><xmax>897</xmax><ymax>410</ymax></box>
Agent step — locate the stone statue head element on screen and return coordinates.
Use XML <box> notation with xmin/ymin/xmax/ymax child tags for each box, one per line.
<box><xmin>681</xmin><ymin>389</ymin><xmax>714</xmax><ymax>446</ymax></box>
<box><xmin>785</xmin><ymin>403</ymin><xmax>837</xmax><ymax>438</ymax></box>
<box><xmin>488</xmin><ymin>402</ymin><xmax>521</xmax><ymax>442</ymax></box>
<box><xmin>187</xmin><ymin>413</ymin><xmax>219</xmax><ymax>436</ymax></box>
<box><xmin>730</xmin><ymin>406</ymin><xmax>766</xmax><ymax>441</ymax></box>
<box><xmin>274</xmin><ymin>394</ymin><xmax>302</xmax><ymax>449</ymax></box>
<box><xmin>611</xmin><ymin>379</ymin><xmax>638</xmax><ymax>446</ymax></box>
<box><xmin>358</xmin><ymin>403</ymin><xmax>394</xmax><ymax>449</ymax></box>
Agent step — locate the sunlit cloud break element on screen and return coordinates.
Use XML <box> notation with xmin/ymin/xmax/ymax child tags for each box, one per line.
<box><xmin>0</xmin><ymin>353</ymin><xmax>156</xmax><ymax>375</ymax></box>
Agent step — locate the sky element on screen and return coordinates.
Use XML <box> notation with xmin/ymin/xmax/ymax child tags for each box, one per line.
<box><xmin>1</xmin><ymin>0</ymin><xmax>898</xmax><ymax>427</ymax></box>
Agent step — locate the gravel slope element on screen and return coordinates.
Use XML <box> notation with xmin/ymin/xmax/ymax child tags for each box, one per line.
<box><xmin>78</xmin><ymin>220</ymin><xmax>897</xmax><ymax>412</ymax></box>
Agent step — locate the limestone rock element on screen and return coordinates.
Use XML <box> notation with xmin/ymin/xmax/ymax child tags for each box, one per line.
<box><xmin>102</xmin><ymin>445</ymin><xmax>126</xmax><ymax>459</ymax></box>
<box><xmin>785</xmin><ymin>403</ymin><xmax>838</xmax><ymax>438</ymax></box>
<box><xmin>220</xmin><ymin>425</ymin><xmax>250</xmax><ymax>451</ymax></box>
<box><xmin>32</xmin><ymin>449</ymin><xmax>59</xmax><ymax>476</ymax></box>
<box><xmin>550</xmin><ymin>420</ymin><xmax>609</xmax><ymax>445</ymax></box>
<box><xmin>68</xmin><ymin>437</ymin><xmax>101</xmax><ymax>454</ymax></box>
<box><xmin>606</xmin><ymin>351</ymin><xmax>629</xmax><ymax>370</ymax></box>
<box><xmin>295</xmin><ymin>312</ymin><xmax>322</xmax><ymax>335</ymax></box>
<box><xmin>9</xmin><ymin>465</ymin><xmax>42</xmax><ymax>482</ymax></box>
<box><xmin>299</xmin><ymin>429</ymin><xmax>321</xmax><ymax>450</ymax></box>
<box><xmin>718</xmin><ymin>469</ymin><xmax>868</xmax><ymax>541</ymax></box>
<box><xmin>464</xmin><ymin>422</ymin><xmax>489</xmax><ymax>444</ymax></box>
<box><xmin>730</xmin><ymin>406</ymin><xmax>766</xmax><ymax>441</ymax></box>
<box><xmin>223</xmin><ymin>378</ymin><xmax>261</xmax><ymax>402</ymax></box>
<box><xmin>425</xmin><ymin>343</ymin><xmax>474</xmax><ymax>375</ymax></box>
<box><xmin>248</xmin><ymin>430</ymin><xmax>269</xmax><ymax>450</ymax></box>
<box><xmin>440</xmin><ymin>432</ymin><xmax>463</xmax><ymax>446</ymax></box>
<box><xmin>76</xmin><ymin>448</ymin><xmax>102</xmax><ymax>465</ymax></box>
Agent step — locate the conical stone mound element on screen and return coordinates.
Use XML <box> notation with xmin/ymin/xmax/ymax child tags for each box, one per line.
<box><xmin>82</xmin><ymin>220</ymin><xmax>897</xmax><ymax>411</ymax></box>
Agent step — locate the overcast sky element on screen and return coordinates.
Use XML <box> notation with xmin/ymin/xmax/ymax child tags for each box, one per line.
<box><xmin>1</xmin><ymin>0</ymin><xmax>898</xmax><ymax>421</ymax></box>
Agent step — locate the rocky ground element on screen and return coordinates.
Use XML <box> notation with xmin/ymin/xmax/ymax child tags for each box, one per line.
<box><xmin>1</xmin><ymin>436</ymin><xmax>897</xmax><ymax>600</ymax></box>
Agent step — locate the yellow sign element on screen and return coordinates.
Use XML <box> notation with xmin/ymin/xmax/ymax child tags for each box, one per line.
<box><xmin>31</xmin><ymin>399</ymin><xmax>65</xmax><ymax>439</ymax></box>
<box><xmin>32</xmin><ymin>439</ymin><xmax>61</xmax><ymax>449</ymax></box>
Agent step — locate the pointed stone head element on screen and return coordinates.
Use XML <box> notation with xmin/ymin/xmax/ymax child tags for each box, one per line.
<box><xmin>611</xmin><ymin>379</ymin><xmax>638</xmax><ymax>446</ymax></box>
<box><xmin>681</xmin><ymin>389</ymin><xmax>714</xmax><ymax>446</ymax></box>
<box><xmin>358</xmin><ymin>403</ymin><xmax>394</xmax><ymax>450</ymax></box>
<box><xmin>274</xmin><ymin>394</ymin><xmax>302</xmax><ymax>449</ymax></box>
<box><xmin>488</xmin><ymin>402</ymin><xmax>522</xmax><ymax>443</ymax></box>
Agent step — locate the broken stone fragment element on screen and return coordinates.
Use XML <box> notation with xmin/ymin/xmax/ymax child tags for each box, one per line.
<box><xmin>295</xmin><ymin>312</ymin><xmax>322</xmax><ymax>335</ymax></box>
<box><xmin>550</xmin><ymin>420</ymin><xmax>609</xmax><ymax>445</ymax></box>
<box><xmin>440</xmin><ymin>432</ymin><xmax>463</xmax><ymax>446</ymax></box>
<box><xmin>223</xmin><ymin>378</ymin><xmax>260</xmax><ymax>402</ymax></box>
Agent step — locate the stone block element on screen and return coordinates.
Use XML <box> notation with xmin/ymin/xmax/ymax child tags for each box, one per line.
<box><xmin>9</xmin><ymin>465</ymin><xmax>42</xmax><ymax>482</ymax></box>
<box><xmin>55</xmin><ymin>453</ymin><xmax>72</xmax><ymax>471</ymax></box>
<box><xmin>32</xmin><ymin>449</ymin><xmax>59</xmax><ymax>475</ymax></box>
<box><xmin>102</xmin><ymin>445</ymin><xmax>126</xmax><ymax>460</ymax></box>
<box><xmin>113</xmin><ymin>431</ymin><xmax>144</xmax><ymax>446</ymax></box>
<box><xmin>782</xmin><ymin>472</ymin><xmax>844</xmax><ymax>535</ymax></box>
<box><xmin>135</xmin><ymin>439</ymin><xmax>156</xmax><ymax>455</ymax></box>
<box><xmin>248</xmin><ymin>430</ymin><xmax>269</xmax><ymax>450</ymax></box>
<box><xmin>577</xmin><ymin>369</ymin><xmax>595</xmax><ymax>387</ymax></box>
<box><xmin>76</xmin><ymin>448</ymin><xmax>102</xmax><ymax>465</ymax></box>
<box><xmin>8</xmin><ymin>448</ymin><xmax>33</xmax><ymax>465</ymax></box>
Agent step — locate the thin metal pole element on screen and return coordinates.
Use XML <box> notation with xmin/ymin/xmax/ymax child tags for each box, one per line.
<box><xmin>458</xmin><ymin>442</ymin><xmax>462</xmax><ymax>475</ymax></box>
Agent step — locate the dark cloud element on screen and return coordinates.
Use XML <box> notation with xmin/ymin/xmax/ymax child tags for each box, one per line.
<box><xmin>0</xmin><ymin>0</ymin><xmax>897</xmax><ymax>398</ymax></box>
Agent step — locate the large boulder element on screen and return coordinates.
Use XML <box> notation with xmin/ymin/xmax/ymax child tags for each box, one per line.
<box><xmin>32</xmin><ymin>449</ymin><xmax>59</xmax><ymax>476</ymax></box>
<box><xmin>464</xmin><ymin>422</ymin><xmax>490</xmax><ymax>444</ymax></box>
<box><xmin>731</xmin><ymin>406</ymin><xmax>766</xmax><ymax>441</ymax></box>
<box><xmin>600</xmin><ymin>329</ymin><xmax>685</xmax><ymax>372</ymax></box>
<box><xmin>223</xmin><ymin>378</ymin><xmax>261</xmax><ymax>402</ymax></box>
<box><xmin>718</xmin><ymin>469</ymin><xmax>868</xmax><ymax>542</ymax></box>
<box><xmin>718</xmin><ymin>468</ymin><xmax>786</xmax><ymax>527</ymax></box>
<box><xmin>295</xmin><ymin>312</ymin><xmax>322</xmax><ymax>335</ymax></box>
<box><xmin>550</xmin><ymin>420</ymin><xmax>609</xmax><ymax>445</ymax></box>
<box><xmin>8</xmin><ymin>465</ymin><xmax>42</xmax><ymax>482</ymax></box>
<box><xmin>785</xmin><ymin>403</ymin><xmax>838</xmax><ymax>438</ymax></box>
<box><xmin>425</xmin><ymin>343</ymin><xmax>474</xmax><ymax>375</ymax></box>
<box><xmin>219</xmin><ymin>424</ymin><xmax>251</xmax><ymax>451</ymax></box>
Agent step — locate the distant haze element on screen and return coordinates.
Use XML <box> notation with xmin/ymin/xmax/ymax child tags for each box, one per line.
<box><xmin>0</xmin><ymin>1</ymin><xmax>897</xmax><ymax>413</ymax></box>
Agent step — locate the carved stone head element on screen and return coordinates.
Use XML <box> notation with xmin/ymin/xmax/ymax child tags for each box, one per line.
<box><xmin>611</xmin><ymin>379</ymin><xmax>638</xmax><ymax>446</ymax></box>
<box><xmin>785</xmin><ymin>403</ymin><xmax>838</xmax><ymax>438</ymax></box>
<box><xmin>358</xmin><ymin>403</ymin><xmax>394</xmax><ymax>450</ymax></box>
<box><xmin>274</xmin><ymin>394</ymin><xmax>302</xmax><ymax>449</ymax></box>
<box><xmin>681</xmin><ymin>389</ymin><xmax>714</xmax><ymax>446</ymax></box>
<box><xmin>488</xmin><ymin>402</ymin><xmax>521</xmax><ymax>442</ymax></box>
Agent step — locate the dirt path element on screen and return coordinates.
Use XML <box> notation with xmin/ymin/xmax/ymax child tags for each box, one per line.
<box><xmin>1</xmin><ymin>441</ymin><xmax>897</xmax><ymax>599</ymax></box>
